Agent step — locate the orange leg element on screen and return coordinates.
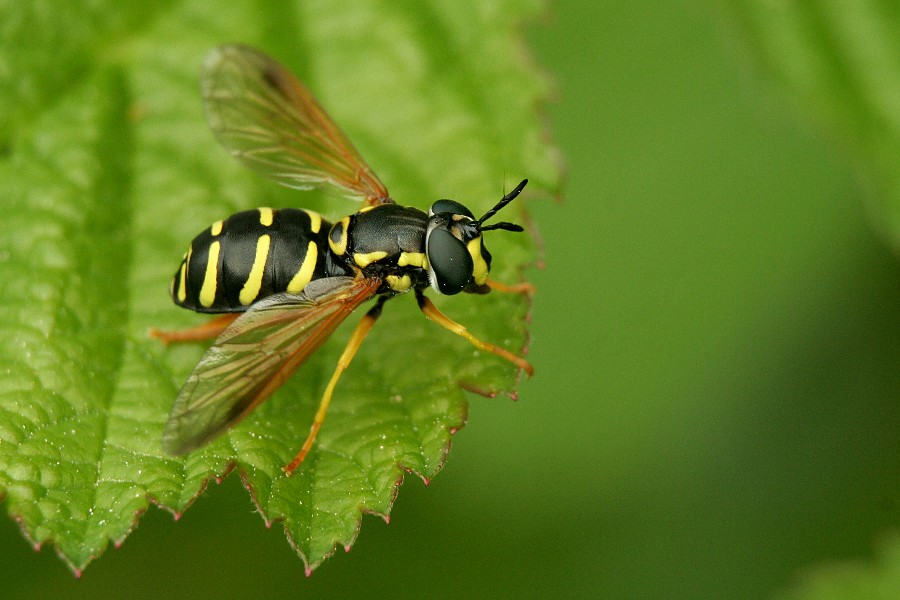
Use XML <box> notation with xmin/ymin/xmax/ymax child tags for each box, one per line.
<box><xmin>486</xmin><ymin>278</ymin><xmax>535</xmax><ymax>296</ymax></box>
<box><xmin>149</xmin><ymin>313</ymin><xmax>239</xmax><ymax>345</ymax></box>
<box><xmin>283</xmin><ymin>297</ymin><xmax>387</xmax><ymax>476</ymax></box>
<box><xmin>415</xmin><ymin>290</ymin><xmax>534</xmax><ymax>376</ymax></box>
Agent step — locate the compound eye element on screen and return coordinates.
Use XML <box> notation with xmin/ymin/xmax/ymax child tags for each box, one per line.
<box><xmin>429</xmin><ymin>199</ymin><xmax>474</xmax><ymax>219</ymax></box>
<box><xmin>426</xmin><ymin>227</ymin><xmax>474</xmax><ymax>295</ymax></box>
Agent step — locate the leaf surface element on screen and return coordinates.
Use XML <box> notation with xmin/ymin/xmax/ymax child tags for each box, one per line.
<box><xmin>0</xmin><ymin>0</ymin><xmax>558</xmax><ymax>573</ymax></box>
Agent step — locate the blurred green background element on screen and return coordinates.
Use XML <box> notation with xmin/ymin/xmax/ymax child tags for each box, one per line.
<box><xmin>2</xmin><ymin>1</ymin><xmax>898</xmax><ymax>598</ymax></box>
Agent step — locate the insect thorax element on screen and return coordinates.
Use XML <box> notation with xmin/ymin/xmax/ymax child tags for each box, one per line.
<box><xmin>328</xmin><ymin>204</ymin><xmax>431</xmax><ymax>293</ymax></box>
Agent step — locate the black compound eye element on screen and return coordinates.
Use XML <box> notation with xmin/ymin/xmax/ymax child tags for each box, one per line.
<box><xmin>429</xmin><ymin>199</ymin><xmax>474</xmax><ymax>219</ymax></box>
<box><xmin>426</xmin><ymin>227</ymin><xmax>474</xmax><ymax>295</ymax></box>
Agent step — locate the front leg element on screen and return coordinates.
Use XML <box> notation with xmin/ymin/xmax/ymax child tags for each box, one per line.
<box><xmin>415</xmin><ymin>289</ymin><xmax>534</xmax><ymax>376</ymax></box>
<box><xmin>486</xmin><ymin>278</ymin><xmax>535</xmax><ymax>296</ymax></box>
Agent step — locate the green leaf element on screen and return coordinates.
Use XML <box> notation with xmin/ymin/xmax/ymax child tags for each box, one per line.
<box><xmin>0</xmin><ymin>0</ymin><xmax>559</xmax><ymax>574</ymax></box>
<box><xmin>718</xmin><ymin>2</ymin><xmax>900</xmax><ymax>247</ymax></box>
<box><xmin>777</xmin><ymin>533</ymin><xmax>900</xmax><ymax>600</ymax></box>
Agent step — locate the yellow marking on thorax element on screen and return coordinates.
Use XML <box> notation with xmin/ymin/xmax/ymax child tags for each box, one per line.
<box><xmin>353</xmin><ymin>250</ymin><xmax>388</xmax><ymax>268</ymax></box>
<box><xmin>287</xmin><ymin>241</ymin><xmax>318</xmax><ymax>293</ymax></box>
<box><xmin>199</xmin><ymin>241</ymin><xmax>221</xmax><ymax>308</ymax></box>
<box><xmin>357</xmin><ymin>205</ymin><xmax>376</xmax><ymax>213</ymax></box>
<box><xmin>386</xmin><ymin>274</ymin><xmax>412</xmax><ymax>292</ymax></box>
<box><xmin>258</xmin><ymin>207</ymin><xmax>274</xmax><ymax>226</ymax></box>
<box><xmin>467</xmin><ymin>237</ymin><xmax>489</xmax><ymax>285</ymax></box>
<box><xmin>397</xmin><ymin>251</ymin><xmax>425</xmax><ymax>268</ymax></box>
<box><xmin>239</xmin><ymin>234</ymin><xmax>271</xmax><ymax>305</ymax></box>
<box><xmin>329</xmin><ymin>217</ymin><xmax>350</xmax><ymax>255</ymax></box>
<box><xmin>210</xmin><ymin>220</ymin><xmax>224</xmax><ymax>236</ymax></box>
<box><xmin>305</xmin><ymin>210</ymin><xmax>322</xmax><ymax>234</ymax></box>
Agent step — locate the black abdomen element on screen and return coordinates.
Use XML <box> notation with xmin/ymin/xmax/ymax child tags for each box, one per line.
<box><xmin>171</xmin><ymin>207</ymin><xmax>341</xmax><ymax>313</ymax></box>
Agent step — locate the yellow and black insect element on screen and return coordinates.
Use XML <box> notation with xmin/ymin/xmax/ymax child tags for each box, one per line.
<box><xmin>153</xmin><ymin>44</ymin><xmax>533</xmax><ymax>476</ymax></box>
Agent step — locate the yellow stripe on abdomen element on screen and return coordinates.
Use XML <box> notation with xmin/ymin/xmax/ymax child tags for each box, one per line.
<box><xmin>239</xmin><ymin>234</ymin><xmax>271</xmax><ymax>305</ymax></box>
<box><xmin>199</xmin><ymin>241</ymin><xmax>221</xmax><ymax>308</ymax></box>
<box><xmin>177</xmin><ymin>259</ymin><xmax>188</xmax><ymax>303</ymax></box>
<box><xmin>305</xmin><ymin>210</ymin><xmax>322</xmax><ymax>234</ymax></box>
<box><xmin>287</xmin><ymin>241</ymin><xmax>318</xmax><ymax>293</ymax></box>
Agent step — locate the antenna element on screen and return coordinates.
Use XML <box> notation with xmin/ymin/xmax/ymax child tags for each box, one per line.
<box><xmin>476</xmin><ymin>179</ymin><xmax>527</xmax><ymax>232</ymax></box>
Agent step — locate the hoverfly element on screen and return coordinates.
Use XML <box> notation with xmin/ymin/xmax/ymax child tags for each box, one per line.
<box><xmin>153</xmin><ymin>44</ymin><xmax>533</xmax><ymax>476</ymax></box>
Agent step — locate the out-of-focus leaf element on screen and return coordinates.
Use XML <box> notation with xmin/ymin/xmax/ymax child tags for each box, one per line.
<box><xmin>778</xmin><ymin>534</ymin><xmax>900</xmax><ymax>600</ymax></box>
<box><xmin>720</xmin><ymin>2</ymin><xmax>900</xmax><ymax>247</ymax></box>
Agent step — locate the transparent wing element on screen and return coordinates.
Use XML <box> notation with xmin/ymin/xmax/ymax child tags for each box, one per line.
<box><xmin>162</xmin><ymin>276</ymin><xmax>381</xmax><ymax>455</ymax></box>
<box><xmin>202</xmin><ymin>44</ymin><xmax>390</xmax><ymax>204</ymax></box>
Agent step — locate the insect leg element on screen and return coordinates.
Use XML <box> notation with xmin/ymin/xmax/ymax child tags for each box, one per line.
<box><xmin>149</xmin><ymin>314</ymin><xmax>240</xmax><ymax>345</ymax></box>
<box><xmin>415</xmin><ymin>290</ymin><xmax>534</xmax><ymax>376</ymax></box>
<box><xmin>486</xmin><ymin>278</ymin><xmax>535</xmax><ymax>296</ymax></box>
<box><xmin>283</xmin><ymin>296</ymin><xmax>388</xmax><ymax>476</ymax></box>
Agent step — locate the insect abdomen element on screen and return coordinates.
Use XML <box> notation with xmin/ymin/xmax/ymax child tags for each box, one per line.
<box><xmin>171</xmin><ymin>207</ymin><xmax>336</xmax><ymax>312</ymax></box>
